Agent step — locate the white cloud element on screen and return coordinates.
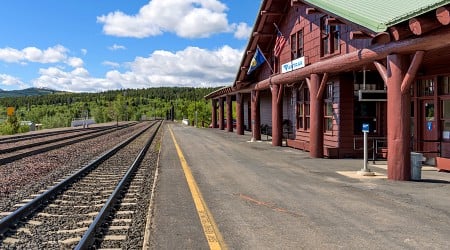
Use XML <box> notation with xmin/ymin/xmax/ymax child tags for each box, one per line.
<box><xmin>81</xmin><ymin>49</ymin><xmax>88</xmax><ymax>55</ymax></box>
<box><xmin>0</xmin><ymin>74</ymin><xmax>25</xmax><ymax>86</ymax></box>
<box><xmin>33</xmin><ymin>66</ymin><xmax>122</xmax><ymax>92</ymax></box>
<box><xmin>108</xmin><ymin>44</ymin><xmax>127</xmax><ymax>51</ymax></box>
<box><xmin>234</xmin><ymin>22</ymin><xmax>252</xmax><ymax>40</ymax></box>
<box><xmin>0</xmin><ymin>45</ymin><xmax>69</xmax><ymax>64</ymax></box>
<box><xmin>97</xmin><ymin>0</ymin><xmax>232</xmax><ymax>38</ymax></box>
<box><xmin>32</xmin><ymin>45</ymin><xmax>242</xmax><ymax>92</ymax></box>
<box><xmin>67</xmin><ymin>57</ymin><xmax>84</xmax><ymax>68</ymax></box>
<box><xmin>102</xmin><ymin>61</ymin><xmax>121</xmax><ymax>68</ymax></box>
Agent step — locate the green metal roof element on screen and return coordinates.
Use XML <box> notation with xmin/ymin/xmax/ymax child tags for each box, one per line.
<box><xmin>304</xmin><ymin>0</ymin><xmax>450</xmax><ymax>32</ymax></box>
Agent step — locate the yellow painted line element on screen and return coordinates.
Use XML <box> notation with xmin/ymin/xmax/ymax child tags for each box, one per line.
<box><xmin>168</xmin><ymin>126</ymin><xmax>226</xmax><ymax>250</ymax></box>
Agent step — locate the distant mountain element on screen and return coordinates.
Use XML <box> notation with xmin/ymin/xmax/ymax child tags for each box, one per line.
<box><xmin>0</xmin><ymin>88</ymin><xmax>68</xmax><ymax>98</ymax></box>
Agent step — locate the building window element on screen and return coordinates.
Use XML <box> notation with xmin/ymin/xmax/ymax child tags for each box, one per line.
<box><xmin>354</xmin><ymin>102</ymin><xmax>377</xmax><ymax>134</ymax></box>
<box><xmin>418</xmin><ymin>79</ymin><xmax>434</xmax><ymax>96</ymax></box>
<box><xmin>442</xmin><ymin>99</ymin><xmax>450</xmax><ymax>140</ymax></box>
<box><xmin>324</xmin><ymin>83</ymin><xmax>333</xmax><ymax>133</ymax></box>
<box><xmin>439</xmin><ymin>76</ymin><xmax>450</xmax><ymax>95</ymax></box>
<box><xmin>320</xmin><ymin>16</ymin><xmax>340</xmax><ymax>57</ymax></box>
<box><xmin>297</xmin><ymin>87</ymin><xmax>310</xmax><ymax>130</ymax></box>
<box><xmin>290</xmin><ymin>30</ymin><xmax>303</xmax><ymax>60</ymax></box>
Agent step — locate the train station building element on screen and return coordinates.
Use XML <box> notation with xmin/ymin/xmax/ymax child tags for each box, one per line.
<box><xmin>205</xmin><ymin>0</ymin><xmax>450</xmax><ymax>180</ymax></box>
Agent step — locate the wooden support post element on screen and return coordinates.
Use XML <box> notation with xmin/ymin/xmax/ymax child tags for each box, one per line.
<box><xmin>226</xmin><ymin>95</ymin><xmax>233</xmax><ymax>132</ymax></box>
<box><xmin>236</xmin><ymin>93</ymin><xmax>244</xmax><ymax>135</ymax></box>
<box><xmin>251</xmin><ymin>90</ymin><xmax>261</xmax><ymax>141</ymax></box>
<box><xmin>271</xmin><ymin>84</ymin><xmax>283</xmax><ymax>146</ymax></box>
<box><xmin>387</xmin><ymin>54</ymin><xmax>411</xmax><ymax>181</ymax></box>
<box><xmin>219</xmin><ymin>97</ymin><xmax>224</xmax><ymax>130</ymax></box>
<box><xmin>211</xmin><ymin>99</ymin><xmax>218</xmax><ymax>128</ymax></box>
<box><xmin>436</xmin><ymin>6</ymin><xmax>450</xmax><ymax>25</ymax></box>
<box><xmin>308</xmin><ymin>74</ymin><xmax>324</xmax><ymax>158</ymax></box>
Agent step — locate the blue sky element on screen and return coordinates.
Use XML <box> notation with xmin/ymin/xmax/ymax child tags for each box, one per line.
<box><xmin>0</xmin><ymin>0</ymin><xmax>260</xmax><ymax>92</ymax></box>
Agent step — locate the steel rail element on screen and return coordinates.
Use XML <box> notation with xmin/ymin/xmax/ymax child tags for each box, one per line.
<box><xmin>75</xmin><ymin>120</ymin><xmax>162</xmax><ymax>249</ymax></box>
<box><xmin>0</xmin><ymin>125</ymin><xmax>119</xmax><ymax>154</ymax></box>
<box><xmin>0</xmin><ymin>123</ymin><xmax>135</xmax><ymax>143</ymax></box>
<box><xmin>0</xmin><ymin>121</ymin><xmax>157</xmax><ymax>236</ymax></box>
<box><xmin>0</xmin><ymin>123</ymin><xmax>138</xmax><ymax>165</ymax></box>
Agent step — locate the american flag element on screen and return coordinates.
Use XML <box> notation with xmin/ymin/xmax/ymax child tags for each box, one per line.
<box><xmin>273</xmin><ymin>23</ymin><xmax>287</xmax><ymax>58</ymax></box>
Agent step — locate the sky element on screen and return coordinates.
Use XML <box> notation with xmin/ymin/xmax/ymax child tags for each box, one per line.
<box><xmin>0</xmin><ymin>0</ymin><xmax>260</xmax><ymax>92</ymax></box>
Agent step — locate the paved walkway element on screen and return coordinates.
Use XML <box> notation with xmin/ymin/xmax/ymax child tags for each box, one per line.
<box><xmin>150</xmin><ymin>123</ymin><xmax>450</xmax><ymax>249</ymax></box>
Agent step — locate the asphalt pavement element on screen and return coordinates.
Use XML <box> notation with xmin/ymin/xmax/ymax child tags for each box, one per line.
<box><xmin>150</xmin><ymin>122</ymin><xmax>450</xmax><ymax>249</ymax></box>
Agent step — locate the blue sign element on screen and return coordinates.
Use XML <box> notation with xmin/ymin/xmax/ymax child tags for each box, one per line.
<box><xmin>427</xmin><ymin>121</ymin><xmax>432</xmax><ymax>131</ymax></box>
<box><xmin>362</xmin><ymin>123</ymin><xmax>369</xmax><ymax>133</ymax></box>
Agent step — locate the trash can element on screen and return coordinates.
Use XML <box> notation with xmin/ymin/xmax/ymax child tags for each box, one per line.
<box><xmin>410</xmin><ymin>152</ymin><xmax>423</xmax><ymax>181</ymax></box>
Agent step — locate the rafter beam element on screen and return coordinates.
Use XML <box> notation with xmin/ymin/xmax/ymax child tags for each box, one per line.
<box><xmin>371</xmin><ymin>32</ymin><xmax>391</xmax><ymax>45</ymax></box>
<box><xmin>291</xmin><ymin>0</ymin><xmax>302</xmax><ymax>6</ymax></box>
<box><xmin>350</xmin><ymin>31</ymin><xmax>373</xmax><ymax>40</ymax></box>
<box><xmin>325</xmin><ymin>17</ymin><xmax>343</xmax><ymax>26</ymax></box>
<box><xmin>409</xmin><ymin>16</ymin><xmax>441</xmax><ymax>35</ymax></box>
<box><xmin>389</xmin><ymin>24</ymin><xmax>413</xmax><ymax>41</ymax></box>
<box><xmin>436</xmin><ymin>6</ymin><xmax>450</xmax><ymax>25</ymax></box>
<box><xmin>260</xmin><ymin>10</ymin><xmax>282</xmax><ymax>16</ymax></box>
<box><xmin>306</xmin><ymin>7</ymin><xmax>320</xmax><ymax>15</ymax></box>
<box><xmin>252</xmin><ymin>32</ymin><xmax>273</xmax><ymax>38</ymax></box>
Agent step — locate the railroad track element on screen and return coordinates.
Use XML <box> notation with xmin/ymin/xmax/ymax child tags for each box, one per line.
<box><xmin>0</xmin><ymin>124</ymin><xmax>121</xmax><ymax>144</ymax></box>
<box><xmin>0</xmin><ymin>122</ymin><xmax>137</xmax><ymax>165</ymax></box>
<box><xmin>0</xmin><ymin>120</ymin><xmax>162</xmax><ymax>249</ymax></box>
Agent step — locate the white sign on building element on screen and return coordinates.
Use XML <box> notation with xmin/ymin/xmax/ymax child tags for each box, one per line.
<box><xmin>281</xmin><ymin>56</ymin><xmax>305</xmax><ymax>73</ymax></box>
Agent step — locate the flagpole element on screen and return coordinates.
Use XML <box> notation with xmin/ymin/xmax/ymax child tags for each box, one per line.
<box><xmin>257</xmin><ymin>45</ymin><xmax>274</xmax><ymax>74</ymax></box>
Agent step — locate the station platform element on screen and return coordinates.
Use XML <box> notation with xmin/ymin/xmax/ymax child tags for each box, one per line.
<box><xmin>149</xmin><ymin>122</ymin><xmax>450</xmax><ymax>249</ymax></box>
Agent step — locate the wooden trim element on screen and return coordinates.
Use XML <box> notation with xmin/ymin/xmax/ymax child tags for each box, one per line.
<box><xmin>401</xmin><ymin>51</ymin><xmax>425</xmax><ymax>94</ymax></box>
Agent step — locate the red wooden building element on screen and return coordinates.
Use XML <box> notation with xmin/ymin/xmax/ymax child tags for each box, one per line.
<box><xmin>205</xmin><ymin>0</ymin><xmax>450</xmax><ymax>180</ymax></box>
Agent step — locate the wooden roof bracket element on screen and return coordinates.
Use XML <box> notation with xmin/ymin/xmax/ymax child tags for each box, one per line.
<box><xmin>316</xmin><ymin>73</ymin><xmax>329</xmax><ymax>100</ymax></box>
<box><xmin>401</xmin><ymin>51</ymin><xmax>425</xmax><ymax>94</ymax></box>
<box><xmin>277</xmin><ymin>84</ymin><xmax>284</xmax><ymax>104</ymax></box>
<box><xmin>373</xmin><ymin>61</ymin><xmax>388</xmax><ymax>86</ymax></box>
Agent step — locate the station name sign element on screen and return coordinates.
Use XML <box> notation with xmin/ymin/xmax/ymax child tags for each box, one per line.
<box><xmin>281</xmin><ymin>57</ymin><xmax>305</xmax><ymax>73</ymax></box>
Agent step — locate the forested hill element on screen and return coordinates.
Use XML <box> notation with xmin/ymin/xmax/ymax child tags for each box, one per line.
<box><xmin>0</xmin><ymin>87</ymin><xmax>65</xmax><ymax>98</ymax></box>
<box><xmin>0</xmin><ymin>87</ymin><xmax>221</xmax><ymax>107</ymax></box>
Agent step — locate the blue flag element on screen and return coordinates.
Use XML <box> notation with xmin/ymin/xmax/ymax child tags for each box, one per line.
<box><xmin>247</xmin><ymin>46</ymin><xmax>266</xmax><ymax>75</ymax></box>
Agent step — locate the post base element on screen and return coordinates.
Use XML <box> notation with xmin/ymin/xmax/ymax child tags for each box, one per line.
<box><xmin>357</xmin><ymin>169</ymin><xmax>376</xmax><ymax>176</ymax></box>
